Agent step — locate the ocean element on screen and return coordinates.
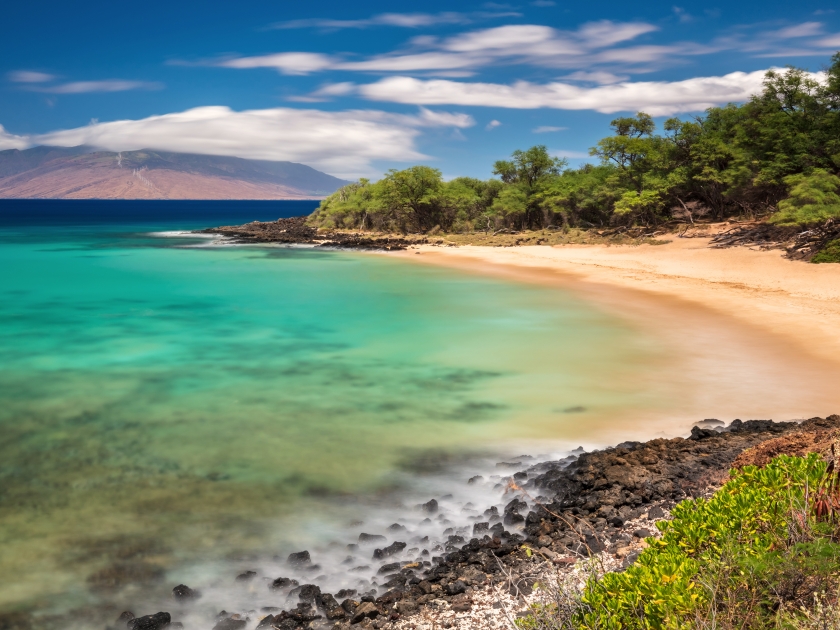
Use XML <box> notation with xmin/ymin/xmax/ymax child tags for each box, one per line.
<box><xmin>0</xmin><ymin>200</ymin><xmax>667</xmax><ymax>627</ymax></box>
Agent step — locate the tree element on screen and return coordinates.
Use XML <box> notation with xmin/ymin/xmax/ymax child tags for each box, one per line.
<box><xmin>769</xmin><ymin>169</ymin><xmax>840</xmax><ymax>225</ymax></box>
<box><xmin>492</xmin><ymin>146</ymin><xmax>567</xmax><ymax>229</ymax></box>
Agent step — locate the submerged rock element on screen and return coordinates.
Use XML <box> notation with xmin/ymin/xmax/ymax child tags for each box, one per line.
<box><xmin>127</xmin><ymin>612</ymin><xmax>170</xmax><ymax>630</ymax></box>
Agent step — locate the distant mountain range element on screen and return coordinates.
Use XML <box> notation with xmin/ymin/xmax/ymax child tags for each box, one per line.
<box><xmin>0</xmin><ymin>146</ymin><xmax>350</xmax><ymax>199</ymax></box>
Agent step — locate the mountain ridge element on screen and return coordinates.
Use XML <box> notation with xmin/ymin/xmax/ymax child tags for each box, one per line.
<box><xmin>0</xmin><ymin>146</ymin><xmax>350</xmax><ymax>199</ymax></box>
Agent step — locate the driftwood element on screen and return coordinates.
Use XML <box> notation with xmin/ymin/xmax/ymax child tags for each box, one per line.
<box><xmin>710</xmin><ymin>219</ymin><xmax>840</xmax><ymax>261</ymax></box>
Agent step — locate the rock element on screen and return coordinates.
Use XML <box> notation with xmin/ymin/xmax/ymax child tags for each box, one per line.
<box><xmin>467</xmin><ymin>476</ymin><xmax>483</xmax><ymax>485</ymax></box>
<box><xmin>287</xmin><ymin>550</ymin><xmax>311</xmax><ymax>567</ymax></box>
<box><xmin>298</xmin><ymin>584</ymin><xmax>322</xmax><ymax>602</ymax></box>
<box><xmin>255</xmin><ymin>615</ymin><xmax>275</xmax><ymax>629</ymax></box>
<box><xmin>388</xmin><ymin>523</ymin><xmax>407</xmax><ymax>532</ymax></box>
<box><xmin>351</xmin><ymin>602</ymin><xmax>380</xmax><ymax>624</ymax></box>
<box><xmin>172</xmin><ymin>584</ymin><xmax>199</xmax><ymax>601</ymax></box>
<box><xmin>212</xmin><ymin>618</ymin><xmax>247</xmax><ymax>630</ymax></box>
<box><xmin>444</xmin><ymin>580</ymin><xmax>467</xmax><ymax>596</ymax></box>
<box><xmin>421</xmin><ymin>499</ymin><xmax>439</xmax><ymax>514</ymax></box>
<box><xmin>269</xmin><ymin>577</ymin><xmax>299</xmax><ymax>591</ymax></box>
<box><xmin>633</xmin><ymin>529</ymin><xmax>653</xmax><ymax>539</ymax></box>
<box><xmin>648</xmin><ymin>505</ymin><xmax>665</xmax><ymax>519</ymax></box>
<box><xmin>336</xmin><ymin>589</ymin><xmax>357</xmax><ymax>599</ymax></box>
<box><xmin>234</xmin><ymin>570</ymin><xmax>257</xmax><ymax>582</ymax></box>
<box><xmin>358</xmin><ymin>533</ymin><xmax>387</xmax><ymax>544</ymax></box>
<box><xmin>116</xmin><ymin>612</ymin><xmax>135</xmax><ymax>625</ymax></box>
<box><xmin>395</xmin><ymin>600</ymin><xmax>418</xmax><ymax>615</ymax></box>
<box><xmin>622</xmin><ymin>550</ymin><xmax>641</xmax><ymax>569</ymax></box>
<box><xmin>372</xmin><ymin>541</ymin><xmax>406</xmax><ymax>560</ymax></box>
<box><xmin>341</xmin><ymin>599</ymin><xmax>361</xmax><ymax>614</ymax></box>
<box><xmin>690</xmin><ymin>426</ymin><xmax>718</xmax><ymax>440</ymax></box>
<box><xmin>127</xmin><ymin>612</ymin><xmax>171</xmax><ymax>630</ymax></box>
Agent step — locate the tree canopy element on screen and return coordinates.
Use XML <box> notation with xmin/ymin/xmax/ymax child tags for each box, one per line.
<box><xmin>310</xmin><ymin>54</ymin><xmax>840</xmax><ymax>233</ymax></box>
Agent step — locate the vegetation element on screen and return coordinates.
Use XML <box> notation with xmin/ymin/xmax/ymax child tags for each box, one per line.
<box><xmin>310</xmin><ymin>53</ymin><xmax>840</xmax><ymax>236</ymax></box>
<box><xmin>518</xmin><ymin>453</ymin><xmax>840</xmax><ymax>630</ymax></box>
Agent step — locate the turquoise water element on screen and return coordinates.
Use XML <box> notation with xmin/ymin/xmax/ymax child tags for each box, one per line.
<box><xmin>0</xmin><ymin>208</ymin><xmax>666</xmax><ymax>620</ymax></box>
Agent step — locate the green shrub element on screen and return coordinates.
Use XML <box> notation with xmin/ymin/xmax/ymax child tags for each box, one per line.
<box><xmin>519</xmin><ymin>454</ymin><xmax>840</xmax><ymax>630</ymax></box>
<box><xmin>811</xmin><ymin>239</ymin><xmax>840</xmax><ymax>263</ymax></box>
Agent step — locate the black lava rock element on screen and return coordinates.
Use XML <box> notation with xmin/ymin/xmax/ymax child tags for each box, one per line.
<box><xmin>287</xmin><ymin>551</ymin><xmax>311</xmax><ymax>567</ymax></box>
<box><xmin>172</xmin><ymin>584</ymin><xmax>199</xmax><ymax>601</ymax></box>
<box><xmin>127</xmin><ymin>612</ymin><xmax>171</xmax><ymax>630</ymax></box>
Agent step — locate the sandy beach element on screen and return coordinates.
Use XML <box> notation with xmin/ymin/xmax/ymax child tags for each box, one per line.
<box><xmin>405</xmin><ymin>237</ymin><xmax>840</xmax><ymax>439</ymax></box>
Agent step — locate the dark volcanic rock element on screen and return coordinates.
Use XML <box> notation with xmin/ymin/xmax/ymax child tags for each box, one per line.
<box><xmin>212</xmin><ymin>618</ymin><xmax>246</xmax><ymax>630</ymax></box>
<box><xmin>200</xmin><ymin>216</ymin><xmax>426</xmax><ymax>251</ymax></box>
<box><xmin>172</xmin><ymin>584</ymin><xmax>199</xmax><ymax>601</ymax></box>
<box><xmin>372</xmin><ymin>541</ymin><xmax>407</xmax><ymax>560</ymax></box>
<box><xmin>234</xmin><ymin>571</ymin><xmax>257</xmax><ymax>582</ymax></box>
<box><xmin>127</xmin><ymin>612</ymin><xmax>170</xmax><ymax>630</ymax></box>
<box><xmin>269</xmin><ymin>577</ymin><xmax>299</xmax><ymax>591</ymax></box>
<box><xmin>287</xmin><ymin>551</ymin><xmax>311</xmax><ymax>567</ymax></box>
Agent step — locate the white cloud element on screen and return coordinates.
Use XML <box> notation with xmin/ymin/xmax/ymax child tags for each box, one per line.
<box><xmin>817</xmin><ymin>34</ymin><xmax>840</xmax><ymax>47</ymax></box>
<box><xmin>14</xmin><ymin>106</ymin><xmax>472</xmax><ymax>178</ymax></box>
<box><xmin>220</xmin><ymin>53</ymin><xmax>334</xmax><ymax>75</ymax></box>
<box><xmin>8</xmin><ymin>70</ymin><xmax>56</xmax><ymax>83</ymax></box>
<box><xmin>552</xmin><ymin>149</ymin><xmax>590</xmax><ymax>159</ymax></box>
<box><xmin>0</xmin><ymin>125</ymin><xmax>30</xmax><ymax>150</ymax></box>
<box><xmin>30</xmin><ymin>80</ymin><xmax>164</xmax><ymax>94</ymax></box>
<box><xmin>222</xmin><ymin>20</ymin><xmax>661</xmax><ymax>76</ymax></box>
<box><xmin>773</xmin><ymin>22</ymin><xmax>824</xmax><ymax>38</ymax></box>
<box><xmin>268</xmin><ymin>11</ymin><xmax>519</xmax><ymax>30</ymax></box>
<box><xmin>486</xmin><ymin>119</ymin><xmax>502</xmax><ymax>130</ymax></box>
<box><xmin>357</xmin><ymin>70</ymin><xmax>790</xmax><ymax>115</ymax></box>
<box><xmin>533</xmin><ymin>126</ymin><xmax>567</xmax><ymax>133</ymax></box>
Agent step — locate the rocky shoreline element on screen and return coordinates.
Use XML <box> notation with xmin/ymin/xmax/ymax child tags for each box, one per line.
<box><xmin>197</xmin><ymin>217</ymin><xmax>426</xmax><ymax>251</ymax></box>
<box><xmin>106</xmin><ymin>415</ymin><xmax>839</xmax><ymax>630</ymax></box>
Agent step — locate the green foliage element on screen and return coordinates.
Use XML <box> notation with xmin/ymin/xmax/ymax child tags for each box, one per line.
<box><xmin>311</xmin><ymin>53</ymin><xmax>840</xmax><ymax>232</ymax></box>
<box><xmin>571</xmin><ymin>454</ymin><xmax>840</xmax><ymax>630</ymax></box>
<box><xmin>769</xmin><ymin>169</ymin><xmax>840</xmax><ymax>225</ymax></box>
<box><xmin>811</xmin><ymin>239</ymin><xmax>840</xmax><ymax>263</ymax></box>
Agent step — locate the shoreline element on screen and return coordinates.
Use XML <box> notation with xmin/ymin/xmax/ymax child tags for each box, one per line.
<box><xmin>399</xmin><ymin>238</ymin><xmax>840</xmax><ymax>438</ymax></box>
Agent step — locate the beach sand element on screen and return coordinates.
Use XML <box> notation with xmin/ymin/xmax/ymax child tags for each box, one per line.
<box><xmin>402</xmin><ymin>237</ymin><xmax>840</xmax><ymax>441</ymax></box>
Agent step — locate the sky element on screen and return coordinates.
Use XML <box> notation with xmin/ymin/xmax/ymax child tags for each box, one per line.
<box><xmin>1</xmin><ymin>0</ymin><xmax>839</xmax><ymax>179</ymax></box>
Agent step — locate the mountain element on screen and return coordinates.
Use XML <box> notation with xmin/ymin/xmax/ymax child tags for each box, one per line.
<box><xmin>0</xmin><ymin>146</ymin><xmax>350</xmax><ymax>199</ymax></box>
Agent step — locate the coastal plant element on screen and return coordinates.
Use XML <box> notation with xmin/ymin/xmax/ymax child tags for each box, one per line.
<box><xmin>310</xmin><ymin>52</ymin><xmax>840</xmax><ymax>233</ymax></box>
<box><xmin>516</xmin><ymin>454</ymin><xmax>840</xmax><ymax>630</ymax></box>
<box><xmin>811</xmin><ymin>239</ymin><xmax>840</xmax><ymax>263</ymax></box>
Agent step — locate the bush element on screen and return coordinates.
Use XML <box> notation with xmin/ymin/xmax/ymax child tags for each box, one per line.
<box><xmin>518</xmin><ymin>454</ymin><xmax>840</xmax><ymax>630</ymax></box>
<box><xmin>812</xmin><ymin>239</ymin><xmax>840</xmax><ymax>263</ymax></box>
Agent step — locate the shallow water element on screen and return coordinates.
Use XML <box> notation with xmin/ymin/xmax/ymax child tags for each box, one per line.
<box><xmin>0</xmin><ymin>201</ymin><xmax>670</xmax><ymax>625</ymax></box>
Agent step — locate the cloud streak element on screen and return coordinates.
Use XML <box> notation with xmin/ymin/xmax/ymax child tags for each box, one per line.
<box><xmin>29</xmin><ymin>80</ymin><xmax>164</xmax><ymax>94</ymax></box>
<box><xmin>268</xmin><ymin>11</ymin><xmax>519</xmax><ymax>30</ymax></box>
<box><xmin>8</xmin><ymin>71</ymin><xmax>56</xmax><ymax>83</ymax></box>
<box><xmin>353</xmin><ymin>70</ymin><xmax>802</xmax><ymax>115</ymax></box>
<box><xmin>221</xmin><ymin>21</ymin><xmax>661</xmax><ymax>75</ymax></box>
<box><xmin>8</xmin><ymin>106</ymin><xmax>473</xmax><ymax>178</ymax></box>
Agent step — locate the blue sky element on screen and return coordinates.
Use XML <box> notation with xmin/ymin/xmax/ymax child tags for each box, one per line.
<box><xmin>1</xmin><ymin>0</ymin><xmax>839</xmax><ymax>179</ymax></box>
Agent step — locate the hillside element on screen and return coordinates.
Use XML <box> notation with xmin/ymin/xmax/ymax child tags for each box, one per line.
<box><xmin>0</xmin><ymin>147</ymin><xmax>349</xmax><ymax>199</ymax></box>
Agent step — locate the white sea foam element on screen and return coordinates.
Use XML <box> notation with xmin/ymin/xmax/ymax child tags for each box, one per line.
<box><xmin>128</xmin><ymin>446</ymin><xmax>581</xmax><ymax>630</ymax></box>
